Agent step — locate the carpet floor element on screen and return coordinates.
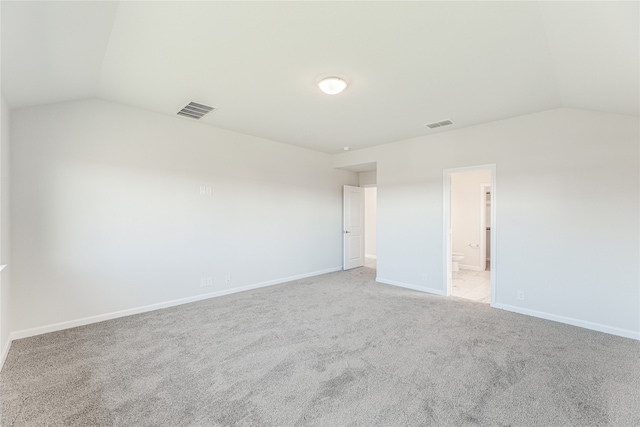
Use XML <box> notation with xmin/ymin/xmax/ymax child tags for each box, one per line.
<box><xmin>1</xmin><ymin>268</ymin><xmax>639</xmax><ymax>426</ymax></box>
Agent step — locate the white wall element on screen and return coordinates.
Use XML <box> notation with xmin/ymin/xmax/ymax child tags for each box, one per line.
<box><xmin>359</xmin><ymin>170</ymin><xmax>376</xmax><ymax>186</ymax></box>
<box><xmin>334</xmin><ymin>108</ymin><xmax>640</xmax><ymax>338</ymax></box>
<box><xmin>11</xmin><ymin>99</ymin><xmax>358</xmax><ymax>334</ymax></box>
<box><xmin>451</xmin><ymin>170</ymin><xmax>491</xmax><ymax>269</ymax></box>
<box><xmin>1</xmin><ymin>93</ymin><xmax>11</xmax><ymax>366</ymax></box>
<box><xmin>364</xmin><ymin>187</ymin><xmax>377</xmax><ymax>258</ymax></box>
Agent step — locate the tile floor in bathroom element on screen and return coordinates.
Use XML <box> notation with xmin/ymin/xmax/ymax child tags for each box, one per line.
<box><xmin>362</xmin><ymin>256</ymin><xmax>490</xmax><ymax>304</ymax></box>
<box><xmin>452</xmin><ymin>267</ymin><xmax>491</xmax><ymax>303</ymax></box>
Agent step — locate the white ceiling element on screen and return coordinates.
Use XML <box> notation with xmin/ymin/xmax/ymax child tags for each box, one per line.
<box><xmin>2</xmin><ymin>1</ymin><xmax>638</xmax><ymax>154</ymax></box>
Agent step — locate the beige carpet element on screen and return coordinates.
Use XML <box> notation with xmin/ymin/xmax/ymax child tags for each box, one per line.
<box><xmin>1</xmin><ymin>268</ymin><xmax>639</xmax><ymax>426</ymax></box>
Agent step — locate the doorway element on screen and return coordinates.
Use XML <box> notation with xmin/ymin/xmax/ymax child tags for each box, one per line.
<box><xmin>443</xmin><ymin>164</ymin><xmax>496</xmax><ymax>305</ymax></box>
<box><xmin>342</xmin><ymin>184</ymin><xmax>377</xmax><ymax>271</ymax></box>
<box><xmin>341</xmin><ymin>164</ymin><xmax>377</xmax><ymax>271</ymax></box>
<box><xmin>343</xmin><ymin>185</ymin><xmax>365</xmax><ymax>270</ymax></box>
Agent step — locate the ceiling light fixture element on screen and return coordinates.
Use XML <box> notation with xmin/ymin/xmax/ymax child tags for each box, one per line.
<box><xmin>318</xmin><ymin>77</ymin><xmax>347</xmax><ymax>95</ymax></box>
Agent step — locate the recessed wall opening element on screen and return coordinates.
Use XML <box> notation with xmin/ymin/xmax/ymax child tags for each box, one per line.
<box><xmin>337</xmin><ymin>162</ymin><xmax>377</xmax><ymax>272</ymax></box>
<box><xmin>443</xmin><ymin>164</ymin><xmax>496</xmax><ymax>305</ymax></box>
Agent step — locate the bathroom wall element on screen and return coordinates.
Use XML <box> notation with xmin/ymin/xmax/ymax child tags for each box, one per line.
<box><xmin>451</xmin><ymin>170</ymin><xmax>491</xmax><ymax>270</ymax></box>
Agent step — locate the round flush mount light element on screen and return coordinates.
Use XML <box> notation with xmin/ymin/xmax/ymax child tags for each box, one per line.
<box><xmin>318</xmin><ymin>77</ymin><xmax>347</xmax><ymax>95</ymax></box>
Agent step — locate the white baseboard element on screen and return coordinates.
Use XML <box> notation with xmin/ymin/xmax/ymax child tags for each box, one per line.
<box><xmin>493</xmin><ymin>302</ymin><xmax>640</xmax><ymax>341</ymax></box>
<box><xmin>376</xmin><ymin>277</ymin><xmax>446</xmax><ymax>296</ymax></box>
<box><xmin>1</xmin><ymin>338</ymin><xmax>11</xmax><ymax>371</ymax></box>
<box><xmin>460</xmin><ymin>264</ymin><xmax>484</xmax><ymax>271</ymax></box>
<box><xmin>365</xmin><ymin>254</ymin><xmax>377</xmax><ymax>260</ymax></box>
<box><xmin>10</xmin><ymin>267</ymin><xmax>342</xmax><ymax>341</ymax></box>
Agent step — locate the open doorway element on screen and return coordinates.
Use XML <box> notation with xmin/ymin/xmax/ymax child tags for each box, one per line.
<box><xmin>443</xmin><ymin>165</ymin><xmax>496</xmax><ymax>305</ymax></box>
<box><xmin>340</xmin><ymin>164</ymin><xmax>377</xmax><ymax>271</ymax></box>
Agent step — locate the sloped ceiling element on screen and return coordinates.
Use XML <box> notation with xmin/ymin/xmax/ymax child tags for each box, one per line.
<box><xmin>2</xmin><ymin>1</ymin><xmax>638</xmax><ymax>154</ymax></box>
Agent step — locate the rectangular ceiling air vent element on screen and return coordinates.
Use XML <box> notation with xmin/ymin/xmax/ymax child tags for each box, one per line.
<box><xmin>425</xmin><ymin>119</ymin><xmax>454</xmax><ymax>129</ymax></box>
<box><xmin>177</xmin><ymin>102</ymin><xmax>216</xmax><ymax>120</ymax></box>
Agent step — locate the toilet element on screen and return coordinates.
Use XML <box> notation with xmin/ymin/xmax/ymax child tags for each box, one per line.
<box><xmin>452</xmin><ymin>252</ymin><xmax>465</xmax><ymax>272</ymax></box>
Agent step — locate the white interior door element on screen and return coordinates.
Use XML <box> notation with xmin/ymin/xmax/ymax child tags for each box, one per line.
<box><xmin>343</xmin><ymin>185</ymin><xmax>365</xmax><ymax>270</ymax></box>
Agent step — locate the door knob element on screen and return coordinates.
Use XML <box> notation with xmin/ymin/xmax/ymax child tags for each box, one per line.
<box><xmin>344</xmin><ymin>230</ymin><xmax>351</xmax><ymax>234</ymax></box>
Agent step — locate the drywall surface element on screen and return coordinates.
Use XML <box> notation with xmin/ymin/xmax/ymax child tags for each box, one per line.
<box><xmin>364</xmin><ymin>187</ymin><xmax>377</xmax><ymax>258</ymax></box>
<box><xmin>359</xmin><ymin>171</ymin><xmax>376</xmax><ymax>186</ymax></box>
<box><xmin>1</xmin><ymin>93</ymin><xmax>11</xmax><ymax>363</ymax></box>
<box><xmin>451</xmin><ymin>170</ymin><xmax>491</xmax><ymax>269</ymax></box>
<box><xmin>11</xmin><ymin>99</ymin><xmax>357</xmax><ymax>333</ymax></box>
<box><xmin>334</xmin><ymin>108</ymin><xmax>640</xmax><ymax>337</ymax></box>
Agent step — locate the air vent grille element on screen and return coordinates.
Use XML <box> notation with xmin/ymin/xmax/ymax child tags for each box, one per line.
<box><xmin>425</xmin><ymin>119</ymin><xmax>454</xmax><ymax>129</ymax></box>
<box><xmin>177</xmin><ymin>102</ymin><xmax>216</xmax><ymax>120</ymax></box>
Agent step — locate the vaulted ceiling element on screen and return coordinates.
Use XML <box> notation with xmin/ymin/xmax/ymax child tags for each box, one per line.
<box><xmin>2</xmin><ymin>1</ymin><xmax>638</xmax><ymax>154</ymax></box>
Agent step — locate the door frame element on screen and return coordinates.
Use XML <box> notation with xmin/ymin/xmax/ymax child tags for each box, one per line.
<box><xmin>443</xmin><ymin>164</ymin><xmax>497</xmax><ymax>306</ymax></box>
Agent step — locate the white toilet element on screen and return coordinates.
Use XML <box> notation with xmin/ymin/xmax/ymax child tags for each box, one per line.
<box><xmin>452</xmin><ymin>252</ymin><xmax>465</xmax><ymax>272</ymax></box>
